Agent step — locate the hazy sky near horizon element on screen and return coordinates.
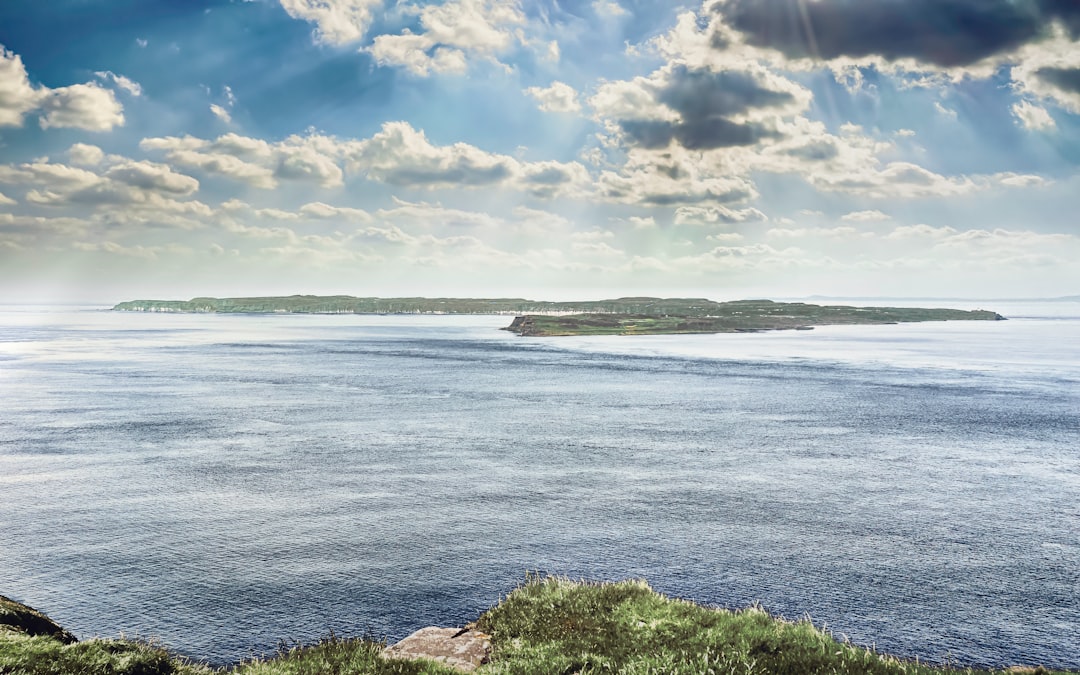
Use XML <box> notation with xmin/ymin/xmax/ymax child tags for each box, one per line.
<box><xmin>2</xmin><ymin>0</ymin><xmax>1079</xmax><ymax>302</ymax></box>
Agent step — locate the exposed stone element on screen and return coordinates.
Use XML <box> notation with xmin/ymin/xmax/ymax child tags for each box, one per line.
<box><xmin>0</xmin><ymin>594</ymin><xmax>77</xmax><ymax>644</ymax></box>
<box><xmin>382</xmin><ymin>626</ymin><xmax>491</xmax><ymax>672</ymax></box>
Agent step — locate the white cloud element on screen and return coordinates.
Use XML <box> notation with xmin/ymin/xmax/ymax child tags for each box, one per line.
<box><xmin>210</xmin><ymin>104</ymin><xmax>232</xmax><ymax>123</ymax></box>
<box><xmin>345</xmin><ymin>121</ymin><xmax>588</xmax><ymax>196</ymax></box>
<box><xmin>276</xmin><ymin>145</ymin><xmax>344</xmax><ymax>187</ymax></box>
<box><xmin>934</xmin><ymin>102</ymin><xmax>958</xmax><ymax>120</ymax></box>
<box><xmin>141</xmin><ymin>132</ymin><xmax>342</xmax><ymax>189</ymax></box>
<box><xmin>68</xmin><ymin>143</ymin><xmax>105</xmax><ymax>166</ymax></box>
<box><xmin>299</xmin><ymin>201</ymin><xmax>372</xmax><ymax>222</ymax></box>
<box><xmin>524</xmin><ymin>81</ymin><xmax>581</xmax><ymax>113</ymax></box>
<box><xmin>278</xmin><ymin>0</ymin><xmax>383</xmax><ymax>45</ymax></box>
<box><xmin>886</xmin><ymin>224</ymin><xmax>958</xmax><ymax>240</ymax></box>
<box><xmin>104</xmin><ymin>160</ymin><xmax>199</xmax><ymax>196</ymax></box>
<box><xmin>1011</xmin><ymin>100</ymin><xmax>1056</xmax><ymax>131</ymax></box>
<box><xmin>706</xmin><ymin>232</ymin><xmax>744</xmax><ymax>243</ymax></box>
<box><xmin>673</xmin><ymin>205</ymin><xmax>767</xmax><ymax>225</ymax></box>
<box><xmin>0</xmin><ymin>191</ymin><xmax>15</xmax><ymax>206</ymax></box>
<box><xmin>1</xmin><ymin>47</ymin><xmax>124</xmax><ymax>131</ymax></box>
<box><xmin>347</xmin><ymin>121</ymin><xmax>514</xmax><ymax>187</ymax></box>
<box><xmin>841</xmin><ymin>210</ymin><xmax>889</xmax><ymax>222</ymax></box>
<box><xmin>996</xmin><ymin>172</ymin><xmax>1049</xmax><ymax>188</ymax></box>
<box><xmin>0</xmin><ymin>157</ymin><xmax>207</xmax><ymax>224</ymax></box>
<box><xmin>94</xmin><ymin>71</ymin><xmax>142</xmax><ymax>96</ymax></box>
<box><xmin>808</xmin><ymin>161</ymin><xmax>978</xmax><ymax>199</ymax></box>
<box><xmin>364</xmin><ymin>0</ymin><xmax>525</xmax><ymax>76</ymax></box>
<box><xmin>39</xmin><ymin>83</ymin><xmax>124</xmax><ymax>131</ymax></box>
<box><xmin>0</xmin><ymin>47</ymin><xmax>43</xmax><ymax>126</ymax></box>
<box><xmin>144</xmin><ymin>141</ymin><xmax>276</xmax><ymax>188</ymax></box>
<box><xmin>368</xmin><ymin>32</ymin><xmax>468</xmax><ymax>76</ymax></box>
<box><xmin>597</xmin><ymin>148</ymin><xmax>758</xmax><ymax>206</ymax></box>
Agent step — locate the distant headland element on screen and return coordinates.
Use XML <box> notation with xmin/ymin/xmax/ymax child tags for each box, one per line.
<box><xmin>112</xmin><ymin>295</ymin><xmax>1006</xmax><ymax>336</ymax></box>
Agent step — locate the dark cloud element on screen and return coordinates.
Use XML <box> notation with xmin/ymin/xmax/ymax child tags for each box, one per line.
<box><xmin>1036</xmin><ymin>67</ymin><xmax>1080</xmax><ymax>94</ymax></box>
<box><xmin>660</xmin><ymin>66</ymin><xmax>795</xmax><ymax>118</ymax></box>
<box><xmin>717</xmin><ymin>0</ymin><xmax>1071</xmax><ymax>67</ymax></box>
<box><xmin>1038</xmin><ymin>0</ymin><xmax>1080</xmax><ymax>37</ymax></box>
<box><xmin>618</xmin><ymin>66</ymin><xmax>791</xmax><ymax>150</ymax></box>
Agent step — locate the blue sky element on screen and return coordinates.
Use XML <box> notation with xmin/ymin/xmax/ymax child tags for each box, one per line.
<box><xmin>2</xmin><ymin>0</ymin><xmax>1079</xmax><ymax>302</ymax></box>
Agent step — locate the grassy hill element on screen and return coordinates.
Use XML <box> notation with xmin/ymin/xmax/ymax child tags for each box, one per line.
<box><xmin>0</xmin><ymin>578</ymin><xmax>1066</xmax><ymax>674</ymax></box>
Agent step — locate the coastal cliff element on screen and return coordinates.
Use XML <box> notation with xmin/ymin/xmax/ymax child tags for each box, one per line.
<box><xmin>0</xmin><ymin>580</ymin><xmax>1064</xmax><ymax>675</ymax></box>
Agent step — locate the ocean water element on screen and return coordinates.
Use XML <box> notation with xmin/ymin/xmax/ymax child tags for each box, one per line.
<box><xmin>1</xmin><ymin>302</ymin><xmax>1078</xmax><ymax>668</ymax></box>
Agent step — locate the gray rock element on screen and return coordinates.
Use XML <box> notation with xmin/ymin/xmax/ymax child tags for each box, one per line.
<box><xmin>382</xmin><ymin>626</ymin><xmax>491</xmax><ymax>672</ymax></box>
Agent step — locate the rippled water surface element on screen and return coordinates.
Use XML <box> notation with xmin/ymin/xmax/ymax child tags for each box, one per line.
<box><xmin>1</xmin><ymin>303</ymin><xmax>1078</xmax><ymax>667</ymax></box>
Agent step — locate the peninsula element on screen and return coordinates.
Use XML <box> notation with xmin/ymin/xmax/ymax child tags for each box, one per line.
<box><xmin>113</xmin><ymin>295</ymin><xmax>1006</xmax><ymax>336</ymax></box>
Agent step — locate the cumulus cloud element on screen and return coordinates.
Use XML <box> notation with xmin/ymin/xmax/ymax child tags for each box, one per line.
<box><xmin>592</xmin><ymin>63</ymin><xmax>809</xmax><ymax>151</ymax></box>
<box><xmin>141</xmin><ymin>132</ymin><xmax>342</xmax><ymax>189</ymax></box>
<box><xmin>143</xmin><ymin>136</ymin><xmax>277</xmax><ymax>189</ymax></box>
<box><xmin>0</xmin><ymin>157</ymin><xmax>209</xmax><ymax>230</ymax></box>
<box><xmin>1</xmin><ymin>47</ymin><xmax>43</xmax><ymax>126</ymax></box>
<box><xmin>347</xmin><ymin>121</ymin><xmax>514</xmax><ymax>187</ymax></box>
<box><xmin>525</xmin><ymin>81</ymin><xmax>581</xmax><ymax>113</ymax></box>
<box><xmin>1</xmin><ymin>46</ymin><xmax>124</xmax><ymax>131</ymax></box>
<box><xmin>39</xmin><ymin>83</ymin><xmax>124</xmax><ymax>131</ymax></box>
<box><xmin>365</xmin><ymin>0</ymin><xmax>525</xmax><ymax>76</ymax></box>
<box><xmin>68</xmin><ymin>143</ymin><xmax>105</xmax><ymax>166</ymax></box>
<box><xmin>0</xmin><ymin>191</ymin><xmax>15</xmax><ymax>206</ymax></box>
<box><xmin>345</xmin><ymin>121</ymin><xmax>588</xmax><ymax>196</ymax></box>
<box><xmin>279</xmin><ymin>0</ymin><xmax>383</xmax><ymax>45</ymax></box>
<box><xmin>597</xmin><ymin>151</ymin><xmax>759</xmax><ymax>206</ymax></box>
<box><xmin>1012</xmin><ymin>100</ymin><xmax>1057</xmax><ymax>130</ymax></box>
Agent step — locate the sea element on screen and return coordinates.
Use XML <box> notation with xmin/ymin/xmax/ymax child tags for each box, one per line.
<box><xmin>1</xmin><ymin>300</ymin><xmax>1077</xmax><ymax>668</ymax></box>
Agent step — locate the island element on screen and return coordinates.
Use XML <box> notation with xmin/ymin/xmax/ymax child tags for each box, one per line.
<box><xmin>114</xmin><ymin>295</ymin><xmax>1006</xmax><ymax>336</ymax></box>
<box><xmin>502</xmin><ymin>299</ymin><xmax>1006</xmax><ymax>336</ymax></box>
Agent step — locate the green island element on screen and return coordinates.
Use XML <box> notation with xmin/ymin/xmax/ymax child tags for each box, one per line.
<box><xmin>1</xmin><ymin>578</ymin><xmax>1065</xmax><ymax>675</ymax></box>
<box><xmin>112</xmin><ymin>296</ymin><xmax>1005</xmax><ymax>336</ymax></box>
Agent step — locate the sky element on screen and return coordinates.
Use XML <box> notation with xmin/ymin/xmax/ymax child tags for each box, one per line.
<box><xmin>1</xmin><ymin>0</ymin><xmax>1079</xmax><ymax>303</ymax></box>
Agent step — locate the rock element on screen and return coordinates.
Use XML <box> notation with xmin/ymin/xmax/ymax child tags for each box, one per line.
<box><xmin>382</xmin><ymin>626</ymin><xmax>491</xmax><ymax>672</ymax></box>
<box><xmin>0</xmin><ymin>594</ymin><xmax>77</xmax><ymax>644</ymax></box>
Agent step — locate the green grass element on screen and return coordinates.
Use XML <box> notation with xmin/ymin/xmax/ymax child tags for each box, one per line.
<box><xmin>0</xmin><ymin>630</ymin><xmax>212</xmax><ymax>675</ymax></box>
<box><xmin>474</xmin><ymin>577</ymin><xmax>1061</xmax><ymax>674</ymax></box>
<box><xmin>0</xmin><ymin>578</ymin><xmax>1068</xmax><ymax>675</ymax></box>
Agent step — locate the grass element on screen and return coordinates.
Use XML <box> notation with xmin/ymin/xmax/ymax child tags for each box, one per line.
<box><xmin>0</xmin><ymin>578</ymin><xmax>1068</xmax><ymax>675</ymax></box>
